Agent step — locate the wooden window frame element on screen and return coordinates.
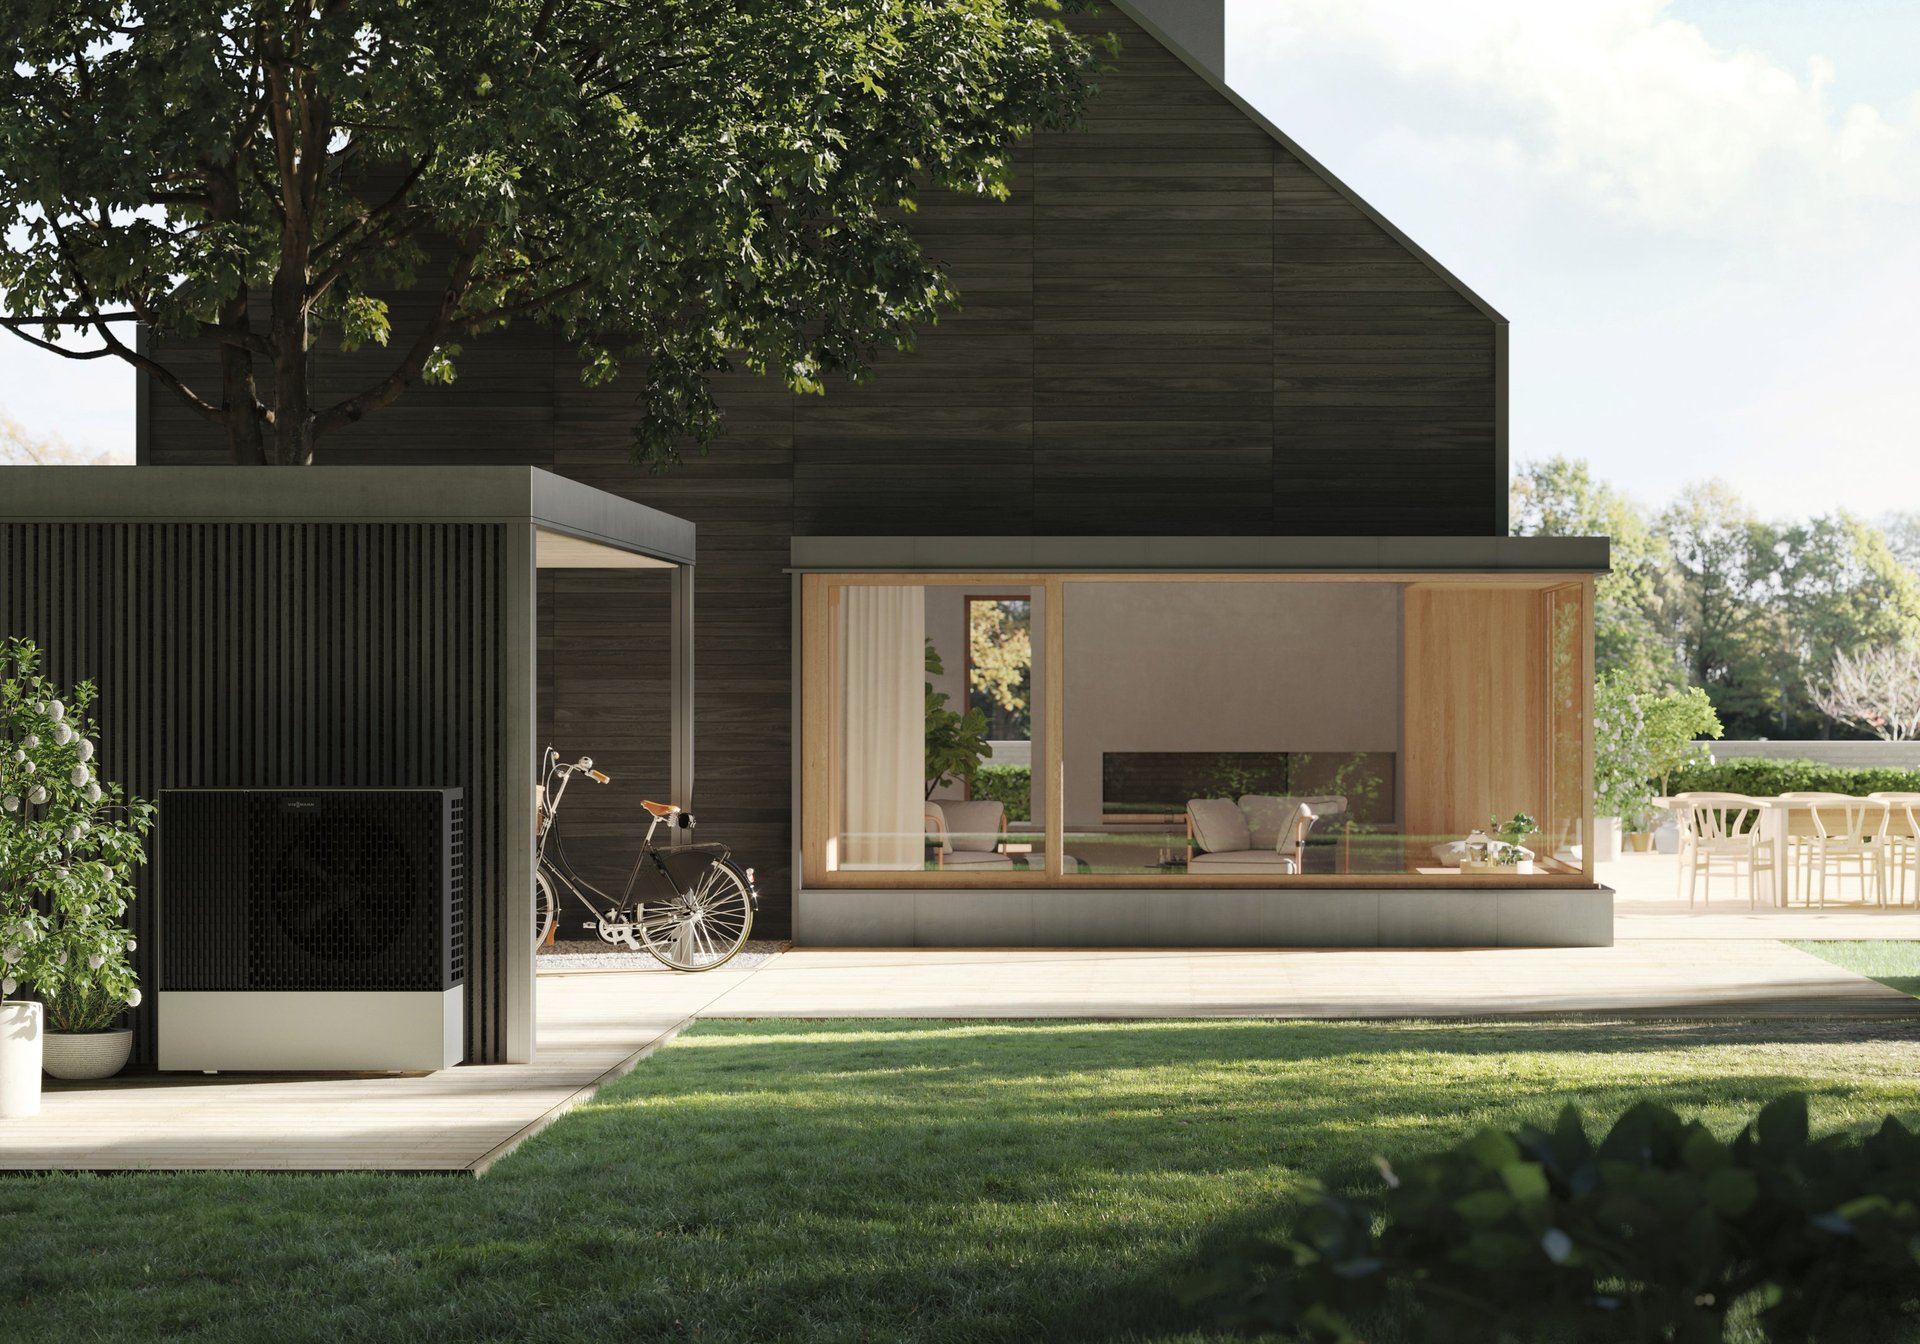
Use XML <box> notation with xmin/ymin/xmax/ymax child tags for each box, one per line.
<box><xmin>798</xmin><ymin>572</ymin><xmax>1598</xmax><ymax>890</ymax></box>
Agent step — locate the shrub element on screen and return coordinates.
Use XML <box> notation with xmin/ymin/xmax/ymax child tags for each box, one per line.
<box><xmin>972</xmin><ymin>763</ymin><xmax>1031</xmax><ymax>823</ymax></box>
<box><xmin>1667</xmin><ymin>758</ymin><xmax>1920</xmax><ymax>798</ymax></box>
<box><xmin>0</xmin><ymin>637</ymin><xmax>155</xmax><ymax>1030</ymax></box>
<box><xmin>1181</xmin><ymin>1095</ymin><xmax>1920</xmax><ymax>1343</ymax></box>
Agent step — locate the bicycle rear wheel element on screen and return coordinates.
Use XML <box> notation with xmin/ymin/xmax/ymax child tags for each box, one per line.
<box><xmin>639</xmin><ymin>858</ymin><xmax>753</xmax><ymax>971</ymax></box>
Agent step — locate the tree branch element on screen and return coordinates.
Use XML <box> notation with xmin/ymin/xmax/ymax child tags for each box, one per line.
<box><xmin>313</xmin><ymin>233</ymin><xmax>486</xmax><ymax>435</ymax></box>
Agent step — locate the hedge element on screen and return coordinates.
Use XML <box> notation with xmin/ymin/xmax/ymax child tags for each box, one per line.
<box><xmin>1666</xmin><ymin>758</ymin><xmax>1920</xmax><ymax>798</ymax></box>
<box><xmin>972</xmin><ymin>763</ymin><xmax>1031</xmax><ymax>823</ymax></box>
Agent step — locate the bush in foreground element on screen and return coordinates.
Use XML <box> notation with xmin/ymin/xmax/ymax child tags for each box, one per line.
<box><xmin>1183</xmin><ymin>1095</ymin><xmax>1920</xmax><ymax>1343</ymax></box>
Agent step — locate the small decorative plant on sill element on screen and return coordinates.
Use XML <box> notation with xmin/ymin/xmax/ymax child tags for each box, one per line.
<box><xmin>0</xmin><ymin>637</ymin><xmax>154</xmax><ymax>1083</ymax></box>
<box><xmin>1490</xmin><ymin>812</ymin><xmax>1538</xmax><ymax>869</ymax></box>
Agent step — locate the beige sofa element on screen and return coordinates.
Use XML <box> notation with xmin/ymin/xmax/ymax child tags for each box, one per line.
<box><xmin>1186</xmin><ymin>796</ymin><xmax>1316</xmax><ymax>874</ymax></box>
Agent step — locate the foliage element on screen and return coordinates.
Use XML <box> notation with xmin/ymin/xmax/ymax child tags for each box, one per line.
<box><xmin>1773</xmin><ymin>516</ymin><xmax>1920</xmax><ymax>732</ymax></box>
<box><xmin>967</xmin><ymin>598</ymin><xmax>1032</xmax><ymax>739</ymax></box>
<box><xmin>1814</xmin><ymin>643</ymin><xmax>1920</xmax><ymax>742</ymax></box>
<box><xmin>1666</xmin><ymin>758</ymin><xmax>1920</xmax><ymax>799</ymax></box>
<box><xmin>0</xmin><ymin>407</ymin><xmax>117</xmax><ymax>465</ymax></box>
<box><xmin>0</xmin><ymin>638</ymin><xmax>154</xmax><ymax>1030</ymax></box>
<box><xmin>1511</xmin><ymin>456</ymin><xmax>1677</xmax><ymax>688</ymax></box>
<box><xmin>0</xmin><ymin>0</ymin><xmax>1103</xmax><ymax>466</ymax></box>
<box><xmin>971</xmin><ymin>763</ymin><xmax>1030</xmax><ymax>824</ymax></box>
<box><xmin>1184</xmin><ymin>1093</ymin><xmax>1920</xmax><ymax>1344</ymax></box>
<box><xmin>1642</xmin><ymin>685</ymin><xmax>1723</xmax><ymax>795</ymax></box>
<box><xmin>923</xmin><ymin>639</ymin><xmax>991</xmax><ymax>799</ymax></box>
<box><xmin>1489</xmin><ymin>811</ymin><xmax>1536</xmax><ymax>865</ymax></box>
<box><xmin>1594</xmin><ymin>672</ymin><xmax>1657</xmax><ymax>822</ymax></box>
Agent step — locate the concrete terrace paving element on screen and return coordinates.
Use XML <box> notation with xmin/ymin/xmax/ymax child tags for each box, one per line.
<box><xmin>5</xmin><ymin>871</ymin><xmax>1918</xmax><ymax>1172</ymax></box>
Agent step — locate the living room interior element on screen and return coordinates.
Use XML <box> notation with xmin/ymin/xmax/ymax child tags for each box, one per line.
<box><xmin>809</xmin><ymin>573</ymin><xmax>1593</xmax><ymax>889</ymax></box>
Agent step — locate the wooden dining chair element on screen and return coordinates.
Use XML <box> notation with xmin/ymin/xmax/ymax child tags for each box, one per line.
<box><xmin>1869</xmin><ymin>793</ymin><xmax>1920</xmax><ymax>908</ymax></box>
<box><xmin>1775</xmin><ymin>792</ymin><xmax>1842</xmax><ymax>907</ymax></box>
<box><xmin>1796</xmin><ymin>794</ymin><xmax>1889</xmax><ymax>907</ymax></box>
<box><xmin>1672</xmin><ymin>792</ymin><xmax>1776</xmax><ymax>909</ymax></box>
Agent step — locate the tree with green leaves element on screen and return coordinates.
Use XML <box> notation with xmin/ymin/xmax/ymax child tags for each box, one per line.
<box><xmin>0</xmin><ymin>0</ymin><xmax>1102</xmax><ymax>466</ymax></box>
<box><xmin>1773</xmin><ymin>513</ymin><xmax>1920</xmax><ymax>735</ymax></box>
<box><xmin>1509</xmin><ymin>456</ymin><xmax>1675</xmax><ymax>689</ymax></box>
<box><xmin>1655</xmin><ymin>482</ymin><xmax>1782</xmax><ymax>736</ymax></box>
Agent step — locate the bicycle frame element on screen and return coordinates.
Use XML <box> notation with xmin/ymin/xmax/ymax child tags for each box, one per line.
<box><xmin>537</xmin><ymin>748</ymin><xmax>755</xmax><ymax>945</ymax></box>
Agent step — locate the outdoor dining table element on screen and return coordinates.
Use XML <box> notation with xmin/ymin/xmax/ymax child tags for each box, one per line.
<box><xmin>1653</xmin><ymin>794</ymin><xmax>1889</xmax><ymax>907</ymax></box>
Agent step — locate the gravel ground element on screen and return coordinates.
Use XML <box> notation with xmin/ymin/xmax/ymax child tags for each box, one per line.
<box><xmin>536</xmin><ymin>938</ymin><xmax>790</xmax><ymax>972</ymax></box>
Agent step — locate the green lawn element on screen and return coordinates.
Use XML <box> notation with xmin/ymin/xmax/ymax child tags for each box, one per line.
<box><xmin>1792</xmin><ymin>939</ymin><xmax>1920</xmax><ymax>998</ymax></box>
<box><xmin>6</xmin><ymin>1018</ymin><xmax>1920</xmax><ymax>1343</ymax></box>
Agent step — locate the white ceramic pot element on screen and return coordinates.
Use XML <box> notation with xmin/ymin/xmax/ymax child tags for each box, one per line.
<box><xmin>1</xmin><ymin>1000</ymin><xmax>44</xmax><ymax>1118</ymax></box>
<box><xmin>43</xmin><ymin>1027</ymin><xmax>132</xmax><ymax>1081</ymax></box>
<box><xmin>1653</xmin><ymin>814</ymin><xmax>1681</xmax><ymax>855</ymax></box>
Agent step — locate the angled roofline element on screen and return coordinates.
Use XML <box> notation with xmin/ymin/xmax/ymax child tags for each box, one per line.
<box><xmin>1110</xmin><ymin>0</ymin><xmax>1508</xmax><ymax>325</ymax></box>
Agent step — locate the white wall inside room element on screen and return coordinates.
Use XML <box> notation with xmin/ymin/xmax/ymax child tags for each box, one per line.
<box><xmin>1062</xmin><ymin>582</ymin><xmax>1400</xmax><ymax>825</ymax></box>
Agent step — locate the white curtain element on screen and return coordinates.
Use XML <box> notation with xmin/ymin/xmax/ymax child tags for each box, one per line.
<box><xmin>841</xmin><ymin>586</ymin><xmax>926</xmax><ymax>869</ymax></box>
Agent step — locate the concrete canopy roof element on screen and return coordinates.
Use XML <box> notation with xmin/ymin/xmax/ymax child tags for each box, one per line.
<box><xmin>790</xmin><ymin>535</ymin><xmax>1610</xmax><ymax>574</ymax></box>
<box><xmin>1</xmin><ymin>466</ymin><xmax>694</xmax><ymax>568</ymax></box>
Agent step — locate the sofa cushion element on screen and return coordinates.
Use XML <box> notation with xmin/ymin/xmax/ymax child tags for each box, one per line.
<box><xmin>1187</xmin><ymin>798</ymin><xmax>1250</xmax><ymax>854</ymax></box>
<box><xmin>1241</xmin><ymin>794</ymin><xmax>1344</xmax><ymax>851</ymax></box>
<box><xmin>938</xmin><ymin>849</ymin><xmax>1015</xmax><ymax>870</ymax></box>
<box><xmin>932</xmin><ymin>799</ymin><xmax>1005</xmax><ymax>852</ymax></box>
<box><xmin>1189</xmin><ymin>850</ymin><xmax>1299</xmax><ymax>875</ymax></box>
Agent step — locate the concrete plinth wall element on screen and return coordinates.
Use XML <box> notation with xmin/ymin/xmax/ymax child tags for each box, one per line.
<box><xmin>1706</xmin><ymin>741</ymin><xmax>1920</xmax><ymax>770</ymax></box>
<box><xmin>796</xmin><ymin>887</ymin><xmax>1615</xmax><ymax>949</ymax></box>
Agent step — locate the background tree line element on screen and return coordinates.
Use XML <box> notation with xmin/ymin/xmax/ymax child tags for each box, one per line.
<box><xmin>1511</xmin><ymin>457</ymin><xmax>1920</xmax><ymax>740</ymax></box>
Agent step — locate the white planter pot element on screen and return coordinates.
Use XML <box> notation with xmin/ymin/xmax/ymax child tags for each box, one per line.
<box><xmin>43</xmin><ymin>1027</ymin><xmax>133</xmax><ymax>1081</ymax></box>
<box><xmin>1653</xmin><ymin>814</ymin><xmax>1681</xmax><ymax>855</ymax></box>
<box><xmin>1592</xmin><ymin>816</ymin><xmax>1621</xmax><ymax>863</ymax></box>
<box><xmin>1</xmin><ymin>1000</ymin><xmax>44</xmax><ymax>1118</ymax></box>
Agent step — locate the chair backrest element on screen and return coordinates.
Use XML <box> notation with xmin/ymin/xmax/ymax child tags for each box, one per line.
<box><xmin>1869</xmin><ymin>793</ymin><xmax>1920</xmax><ymax>840</ymax></box>
<box><xmin>1187</xmin><ymin>798</ymin><xmax>1251</xmax><ymax>855</ymax></box>
<box><xmin>1237</xmin><ymin>794</ymin><xmax>1335</xmax><ymax>852</ymax></box>
<box><xmin>1672</xmin><ymin>792</ymin><xmax>1764</xmax><ymax>843</ymax></box>
<box><xmin>932</xmin><ymin>799</ymin><xmax>1006</xmax><ymax>852</ymax></box>
<box><xmin>1791</xmin><ymin>793</ymin><xmax>1887</xmax><ymax>842</ymax></box>
<box><xmin>1775</xmin><ymin>791</ymin><xmax>1851</xmax><ymax>840</ymax></box>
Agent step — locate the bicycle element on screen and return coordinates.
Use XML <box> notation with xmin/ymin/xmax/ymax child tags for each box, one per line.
<box><xmin>534</xmin><ymin>747</ymin><xmax>758</xmax><ymax>970</ymax></box>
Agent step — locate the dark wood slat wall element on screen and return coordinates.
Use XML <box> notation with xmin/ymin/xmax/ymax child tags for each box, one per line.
<box><xmin>0</xmin><ymin>523</ymin><xmax>510</xmax><ymax>1064</ymax></box>
<box><xmin>139</xmin><ymin>9</ymin><xmax>1501</xmax><ymax>938</ymax></box>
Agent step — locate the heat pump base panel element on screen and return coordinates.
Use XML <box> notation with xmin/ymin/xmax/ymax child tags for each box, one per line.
<box><xmin>158</xmin><ymin>989</ymin><xmax>465</xmax><ymax>1073</ymax></box>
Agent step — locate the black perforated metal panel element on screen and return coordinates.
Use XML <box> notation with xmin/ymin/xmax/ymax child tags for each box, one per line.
<box><xmin>159</xmin><ymin>788</ymin><xmax>462</xmax><ymax>992</ymax></box>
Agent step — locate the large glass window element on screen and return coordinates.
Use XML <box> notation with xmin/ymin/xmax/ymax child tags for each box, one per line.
<box><xmin>800</xmin><ymin>573</ymin><xmax>1592</xmax><ymax>887</ymax></box>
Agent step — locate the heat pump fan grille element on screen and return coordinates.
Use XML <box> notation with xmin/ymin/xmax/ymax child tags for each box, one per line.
<box><xmin>246</xmin><ymin>793</ymin><xmax>445</xmax><ymax>991</ymax></box>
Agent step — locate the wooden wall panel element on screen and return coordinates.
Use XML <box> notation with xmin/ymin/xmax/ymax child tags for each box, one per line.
<box><xmin>0</xmin><ymin>523</ymin><xmax>511</xmax><ymax>1063</ymax></box>
<box><xmin>140</xmin><ymin>7</ymin><xmax>1505</xmax><ymax>934</ymax></box>
<box><xmin>1401</xmin><ymin>586</ymin><xmax>1546</xmax><ymax>848</ymax></box>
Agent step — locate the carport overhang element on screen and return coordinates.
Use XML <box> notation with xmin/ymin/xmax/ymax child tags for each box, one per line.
<box><xmin>2</xmin><ymin>465</ymin><xmax>693</xmax><ymax>1064</ymax></box>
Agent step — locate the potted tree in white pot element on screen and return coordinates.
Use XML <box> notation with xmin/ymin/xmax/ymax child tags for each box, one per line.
<box><xmin>1</xmin><ymin>638</ymin><xmax>153</xmax><ymax>1090</ymax></box>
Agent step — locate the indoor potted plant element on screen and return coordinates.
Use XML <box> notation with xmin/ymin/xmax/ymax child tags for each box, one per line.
<box><xmin>0</xmin><ymin>638</ymin><xmax>153</xmax><ymax>1085</ymax></box>
<box><xmin>1490</xmin><ymin>812</ymin><xmax>1538</xmax><ymax>874</ymax></box>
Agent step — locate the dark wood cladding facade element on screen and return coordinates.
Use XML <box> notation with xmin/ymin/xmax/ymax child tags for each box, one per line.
<box><xmin>0</xmin><ymin>523</ymin><xmax>510</xmax><ymax>1064</ymax></box>
<box><xmin>139</xmin><ymin>9</ymin><xmax>1503</xmax><ymax>937</ymax></box>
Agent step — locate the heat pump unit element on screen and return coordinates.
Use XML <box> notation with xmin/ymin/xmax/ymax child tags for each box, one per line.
<box><xmin>156</xmin><ymin>788</ymin><xmax>465</xmax><ymax>1072</ymax></box>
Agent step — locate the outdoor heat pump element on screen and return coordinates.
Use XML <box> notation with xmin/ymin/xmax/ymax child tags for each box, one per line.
<box><xmin>155</xmin><ymin>788</ymin><xmax>465</xmax><ymax>1072</ymax></box>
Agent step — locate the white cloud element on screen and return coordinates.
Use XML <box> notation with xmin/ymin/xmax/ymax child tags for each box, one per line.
<box><xmin>1234</xmin><ymin>0</ymin><xmax>1920</xmax><ymax>241</ymax></box>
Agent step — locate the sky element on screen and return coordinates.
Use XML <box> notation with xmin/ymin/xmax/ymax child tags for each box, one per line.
<box><xmin>3</xmin><ymin>0</ymin><xmax>1917</xmax><ymax>517</ymax></box>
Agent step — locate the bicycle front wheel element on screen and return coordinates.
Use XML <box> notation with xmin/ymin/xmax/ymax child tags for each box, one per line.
<box><xmin>639</xmin><ymin>859</ymin><xmax>754</xmax><ymax>971</ymax></box>
<box><xmin>534</xmin><ymin>871</ymin><xmax>557</xmax><ymax>949</ymax></box>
